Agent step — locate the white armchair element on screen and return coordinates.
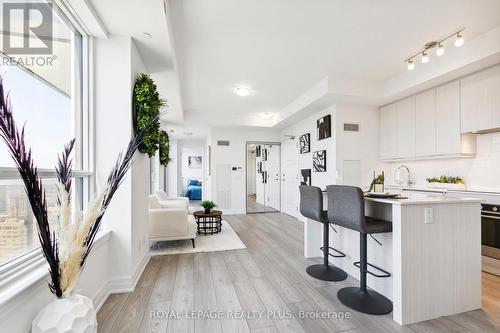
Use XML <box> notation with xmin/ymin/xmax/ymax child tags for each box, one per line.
<box><xmin>155</xmin><ymin>190</ymin><xmax>189</xmax><ymax>210</ymax></box>
<box><xmin>148</xmin><ymin>195</ymin><xmax>197</xmax><ymax>247</ymax></box>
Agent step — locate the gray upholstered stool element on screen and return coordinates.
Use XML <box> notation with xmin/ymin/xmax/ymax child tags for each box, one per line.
<box><xmin>299</xmin><ymin>185</ymin><xmax>347</xmax><ymax>282</ymax></box>
<box><xmin>327</xmin><ymin>185</ymin><xmax>393</xmax><ymax>315</ymax></box>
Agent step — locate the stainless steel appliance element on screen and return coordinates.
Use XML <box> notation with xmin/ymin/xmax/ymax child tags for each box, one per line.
<box><xmin>481</xmin><ymin>203</ymin><xmax>500</xmax><ymax>260</ymax></box>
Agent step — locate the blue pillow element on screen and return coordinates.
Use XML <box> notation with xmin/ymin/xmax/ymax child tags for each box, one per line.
<box><xmin>188</xmin><ymin>179</ymin><xmax>198</xmax><ymax>186</ymax></box>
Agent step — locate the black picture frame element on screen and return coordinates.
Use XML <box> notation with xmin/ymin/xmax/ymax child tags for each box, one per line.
<box><xmin>263</xmin><ymin>148</ymin><xmax>268</xmax><ymax>161</ymax></box>
<box><xmin>256</xmin><ymin>145</ymin><xmax>261</xmax><ymax>157</ymax></box>
<box><xmin>317</xmin><ymin>115</ymin><xmax>331</xmax><ymax>140</ymax></box>
<box><xmin>299</xmin><ymin>133</ymin><xmax>310</xmax><ymax>154</ymax></box>
<box><xmin>313</xmin><ymin>150</ymin><xmax>326</xmax><ymax>172</ymax></box>
<box><xmin>300</xmin><ymin>169</ymin><xmax>311</xmax><ymax>185</ymax></box>
<box><xmin>257</xmin><ymin>161</ymin><xmax>262</xmax><ymax>173</ymax></box>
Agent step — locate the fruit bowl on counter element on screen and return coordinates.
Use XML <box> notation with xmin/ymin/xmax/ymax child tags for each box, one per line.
<box><xmin>426</xmin><ymin>175</ymin><xmax>466</xmax><ymax>191</ymax></box>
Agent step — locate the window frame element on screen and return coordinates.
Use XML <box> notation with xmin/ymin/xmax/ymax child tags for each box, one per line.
<box><xmin>0</xmin><ymin>1</ymin><xmax>94</xmax><ymax>282</ymax></box>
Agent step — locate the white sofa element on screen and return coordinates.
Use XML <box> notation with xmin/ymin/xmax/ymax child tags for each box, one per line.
<box><xmin>148</xmin><ymin>195</ymin><xmax>197</xmax><ymax>247</ymax></box>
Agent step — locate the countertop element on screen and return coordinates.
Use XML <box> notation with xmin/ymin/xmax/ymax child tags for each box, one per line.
<box><xmin>364</xmin><ymin>193</ymin><xmax>482</xmax><ymax>205</ymax></box>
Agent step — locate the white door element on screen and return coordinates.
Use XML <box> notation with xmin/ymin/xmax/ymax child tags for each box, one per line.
<box><xmin>281</xmin><ymin>138</ymin><xmax>299</xmax><ymax>217</ymax></box>
<box><xmin>266</xmin><ymin>144</ymin><xmax>281</xmax><ymax>211</ymax></box>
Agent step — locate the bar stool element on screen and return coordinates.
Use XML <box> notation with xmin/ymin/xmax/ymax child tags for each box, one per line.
<box><xmin>299</xmin><ymin>185</ymin><xmax>347</xmax><ymax>282</ymax></box>
<box><xmin>327</xmin><ymin>185</ymin><xmax>393</xmax><ymax>315</ymax></box>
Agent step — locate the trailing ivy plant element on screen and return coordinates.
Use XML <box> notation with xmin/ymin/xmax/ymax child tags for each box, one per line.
<box><xmin>134</xmin><ymin>73</ymin><xmax>166</xmax><ymax>156</ymax></box>
<box><xmin>159</xmin><ymin>130</ymin><xmax>172</xmax><ymax>166</ymax></box>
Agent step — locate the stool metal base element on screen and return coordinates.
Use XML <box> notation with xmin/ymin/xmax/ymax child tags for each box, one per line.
<box><xmin>306</xmin><ymin>264</ymin><xmax>348</xmax><ymax>282</ymax></box>
<box><xmin>337</xmin><ymin>287</ymin><xmax>393</xmax><ymax>315</ymax></box>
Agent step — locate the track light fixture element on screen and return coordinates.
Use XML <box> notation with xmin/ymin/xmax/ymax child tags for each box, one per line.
<box><xmin>404</xmin><ymin>29</ymin><xmax>464</xmax><ymax>71</ymax></box>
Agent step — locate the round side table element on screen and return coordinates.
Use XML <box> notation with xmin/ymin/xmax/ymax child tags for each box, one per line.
<box><xmin>193</xmin><ymin>210</ymin><xmax>223</xmax><ymax>235</ymax></box>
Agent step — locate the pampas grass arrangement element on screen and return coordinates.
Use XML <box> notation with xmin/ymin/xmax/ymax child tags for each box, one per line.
<box><xmin>0</xmin><ymin>78</ymin><xmax>154</xmax><ymax>298</ymax></box>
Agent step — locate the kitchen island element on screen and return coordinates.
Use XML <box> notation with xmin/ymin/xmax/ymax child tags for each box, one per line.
<box><xmin>304</xmin><ymin>193</ymin><xmax>482</xmax><ymax>325</ymax></box>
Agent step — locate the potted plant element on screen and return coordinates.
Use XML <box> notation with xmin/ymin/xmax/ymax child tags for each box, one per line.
<box><xmin>369</xmin><ymin>171</ymin><xmax>385</xmax><ymax>192</ymax></box>
<box><xmin>0</xmin><ymin>79</ymin><xmax>155</xmax><ymax>333</ymax></box>
<box><xmin>201</xmin><ymin>200</ymin><xmax>216</xmax><ymax>214</ymax></box>
<box><xmin>426</xmin><ymin>175</ymin><xmax>466</xmax><ymax>190</ymax></box>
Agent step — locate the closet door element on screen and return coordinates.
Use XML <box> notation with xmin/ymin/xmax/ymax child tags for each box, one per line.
<box><xmin>265</xmin><ymin>144</ymin><xmax>281</xmax><ymax>212</ymax></box>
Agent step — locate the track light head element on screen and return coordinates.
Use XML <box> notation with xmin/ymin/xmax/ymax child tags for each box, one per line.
<box><xmin>436</xmin><ymin>44</ymin><xmax>445</xmax><ymax>56</ymax></box>
<box><xmin>421</xmin><ymin>52</ymin><xmax>429</xmax><ymax>64</ymax></box>
<box><xmin>455</xmin><ymin>32</ymin><xmax>464</xmax><ymax>47</ymax></box>
<box><xmin>407</xmin><ymin>59</ymin><xmax>415</xmax><ymax>70</ymax></box>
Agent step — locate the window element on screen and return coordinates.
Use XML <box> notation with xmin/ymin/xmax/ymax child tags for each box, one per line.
<box><xmin>0</xmin><ymin>2</ymin><xmax>90</xmax><ymax>266</ymax></box>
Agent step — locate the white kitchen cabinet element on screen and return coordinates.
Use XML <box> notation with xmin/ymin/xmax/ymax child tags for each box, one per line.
<box><xmin>380</xmin><ymin>103</ymin><xmax>397</xmax><ymax>160</ymax></box>
<box><xmin>396</xmin><ymin>97</ymin><xmax>416</xmax><ymax>158</ymax></box>
<box><xmin>415</xmin><ymin>89</ymin><xmax>436</xmax><ymax>157</ymax></box>
<box><xmin>436</xmin><ymin>81</ymin><xmax>461</xmax><ymax>154</ymax></box>
<box><xmin>461</xmin><ymin>64</ymin><xmax>500</xmax><ymax>133</ymax></box>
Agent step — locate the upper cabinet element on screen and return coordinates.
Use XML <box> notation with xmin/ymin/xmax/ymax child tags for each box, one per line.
<box><xmin>396</xmin><ymin>97</ymin><xmax>416</xmax><ymax>158</ymax></box>
<box><xmin>415</xmin><ymin>89</ymin><xmax>436</xmax><ymax>157</ymax></box>
<box><xmin>380</xmin><ymin>71</ymin><xmax>479</xmax><ymax>161</ymax></box>
<box><xmin>461</xmin><ymin>64</ymin><xmax>500</xmax><ymax>133</ymax></box>
<box><xmin>379</xmin><ymin>103</ymin><xmax>398</xmax><ymax>160</ymax></box>
<box><xmin>436</xmin><ymin>81</ymin><xmax>461</xmax><ymax>154</ymax></box>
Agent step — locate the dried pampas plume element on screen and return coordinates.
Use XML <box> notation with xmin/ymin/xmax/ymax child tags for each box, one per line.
<box><xmin>0</xmin><ymin>78</ymin><xmax>154</xmax><ymax>298</ymax></box>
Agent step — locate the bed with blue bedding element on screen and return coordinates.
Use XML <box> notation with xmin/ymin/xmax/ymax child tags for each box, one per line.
<box><xmin>185</xmin><ymin>179</ymin><xmax>202</xmax><ymax>200</ymax></box>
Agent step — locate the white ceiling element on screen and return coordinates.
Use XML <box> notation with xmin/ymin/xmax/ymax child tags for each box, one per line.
<box><xmin>170</xmin><ymin>0</ymin><xmax>500</xmax><ymax>128</ymax></box>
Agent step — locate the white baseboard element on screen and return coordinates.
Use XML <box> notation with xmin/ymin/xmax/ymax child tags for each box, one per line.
<box><xmin>93</xmin><ymin>252</ymin><xmax>151</xmax><ymax>311</ymax></box>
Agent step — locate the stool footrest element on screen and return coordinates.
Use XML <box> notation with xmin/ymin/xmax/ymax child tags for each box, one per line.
<box><xmin>320</xmin><ymin>246</ymin><xmax>346</xmax><ymax>258</ymax></box>
<box><xmin>353</xmin><ymin>261</ymin><xmax>391</xmax><ymax>278</ymax></box>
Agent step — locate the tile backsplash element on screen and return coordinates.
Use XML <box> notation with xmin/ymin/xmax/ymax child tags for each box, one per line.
<box><xmin>380</xmin><ymin>133</ymin><xmax>500</xmax><ymax>192</ymax></box>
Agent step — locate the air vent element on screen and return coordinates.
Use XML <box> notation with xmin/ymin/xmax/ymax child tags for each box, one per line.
<box><xmin>217</xmin><ymin>140</ymin><xmax>230</xmax><ymax>146</ymax></box>
<box><xmin>344</xmin><ymin>123</ymin><xmax>360</xmax><ymax>132</ymax></box>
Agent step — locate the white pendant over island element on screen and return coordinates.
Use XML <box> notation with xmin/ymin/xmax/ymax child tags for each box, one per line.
<box><xmin>304</xmin><ymin>192</ymin><xmax>482</xmax><ymax>325</ymax></box>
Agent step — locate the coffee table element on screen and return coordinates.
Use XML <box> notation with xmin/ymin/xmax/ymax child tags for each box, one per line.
<box><xmin>193</xmin><ymin>210</ymin><xmax>223</xmax><ymax>235</ymax></box>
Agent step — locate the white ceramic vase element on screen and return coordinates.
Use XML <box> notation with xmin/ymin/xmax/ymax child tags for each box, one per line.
<box><xmin>32</xmin><ymin>294</ymin><xmax>97</xmax><ymax>333</ymax></box>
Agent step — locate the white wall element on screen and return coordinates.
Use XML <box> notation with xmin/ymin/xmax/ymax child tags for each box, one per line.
<box><xmin>130</xmin><ymin>40</ymin><xmax>150</xmax><ymax>274</ymax></box>
<box><xmin>335</xmin><ymin>103</ymin><xmax>380</xmax><ymax>188</ymax></box>
<box><xmin>281</xmin><ymin>105</ymin><xmax>337</xmax><ymax>222</ymax></box>
<box><xmin>379</xmin><ymin>132</ymin><xmax>500</xmax><ymax>191</ymax></box>
<box><xmin>246</xmin><ymin>148</ymin><xmax>256</xmax><ymax>195</ymax></box>
<box><xmin>166</xmin><ymin>139</ymin><xmax>179</xmax><ymax>197</ymax></box>
<box><xmin>208</xmin><ymin>127</ymin><xmax>280</xmax><ymax>214</ymax></box>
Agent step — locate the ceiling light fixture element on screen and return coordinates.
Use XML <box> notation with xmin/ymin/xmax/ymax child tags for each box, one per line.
<box><xmin>421</xmin><ymin>52</ymin><xmax>429</xmax><ymax>63</ymax></box>
<box><xmin>436</xmin><ymin>43</ymin><xmax>445</xmax><ymax>56</ymax></box>
<box><xmin>142</xmin><ymin>32</ymin><xmax>152</xmax><ymax>39</ymax></box>
<box><xmin>258</xmin><ymin>112</ymin><xmax>274</xmax><ymax>118</ymax></box>
<box><xmin>404</xmin><ymin>28</ymin><xmax>464</xmax><ymax>71</ymax></box>
<box><xmin>454</xmin><ymin>32</ymin><xmax>464</xmax><ymax>47</ymax></box>
<box><xmin>234</xmin><ymin>86</ymin><xmax>252</xmax><ymax>97</ymax></box>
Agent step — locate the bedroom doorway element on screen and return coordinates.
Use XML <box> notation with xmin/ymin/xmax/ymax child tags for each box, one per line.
<box><xmin>246</xmin><ymin>142</ymin><xmax>281</xmax><ymax>213</ymax></box>
<box><xmin>179</xmin><ymin>145</ymin><xmax>205</xmax><ymax>210</ymax></box>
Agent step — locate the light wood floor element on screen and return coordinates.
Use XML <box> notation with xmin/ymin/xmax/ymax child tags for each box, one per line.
<box><xmin>98</xmin><ymin>213</ymin><xmax>500</xmax><ymax>333</ymax></box>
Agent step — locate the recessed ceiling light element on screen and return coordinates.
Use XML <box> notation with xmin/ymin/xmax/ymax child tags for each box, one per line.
<box><xmin>234</xmin><ymin>86</ymin><xmax>252</xmax><ymax>97</ymax></box>
<box><xmin>142</xmin><ymin>32</ymin><xmax>152</xmax><ymax>39</ymax></box>
<box><xmin>258</xmin><ymin>112</ymin><xmax>273</xmax><ymax>118</ymax></box>
<box><xmin>184</xmin><ymin>132</ymin><xmax>193</xmax><ymax>136</ymax></box>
